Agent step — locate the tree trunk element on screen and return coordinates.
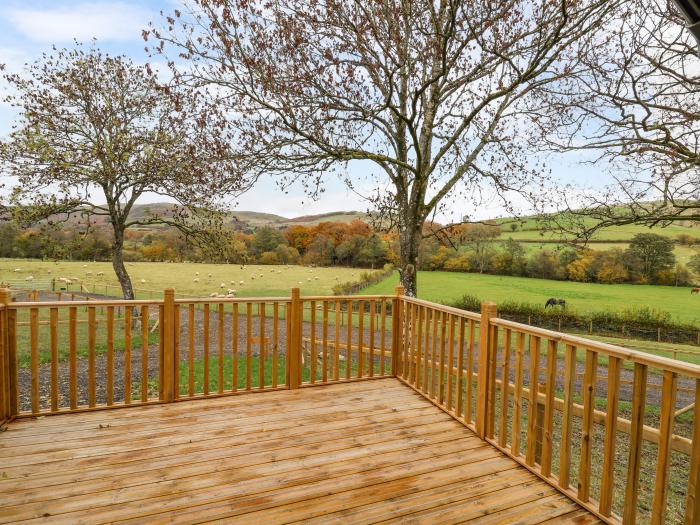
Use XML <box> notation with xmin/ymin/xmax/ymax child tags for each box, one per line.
<box><xmin>398</xmin><ymin>218</ymin><xmax>421</xmax><ymax>297</ymax></box>
<box><xmin>112</xmin><ymin>229</ymin><xmax>134</xmax><ymax>300</ymax></box>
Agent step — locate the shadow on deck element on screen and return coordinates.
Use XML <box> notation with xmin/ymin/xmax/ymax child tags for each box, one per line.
<box><xmin>0</xmin><ymin>378</ymin><xmax>600</xmax><ymax>524</ymax></box>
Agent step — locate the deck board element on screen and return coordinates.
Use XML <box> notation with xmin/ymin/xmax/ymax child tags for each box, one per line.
<box><xmin>0</xmin><ymin>378</ymin><xmax>598</xmax><ymax>524</ymax></box>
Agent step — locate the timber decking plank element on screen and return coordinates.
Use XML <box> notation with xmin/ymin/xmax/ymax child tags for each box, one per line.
<box><xmin>0</xmin><ymin>377</ymin><xmax>595</xmax><ymax>525</ymax></box>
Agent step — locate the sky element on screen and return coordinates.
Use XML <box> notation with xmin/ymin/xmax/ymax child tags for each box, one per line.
<box><xmin>0</xmin><ymin>0</ymin><xmax>608</xmax><ymax>221</ymax></box>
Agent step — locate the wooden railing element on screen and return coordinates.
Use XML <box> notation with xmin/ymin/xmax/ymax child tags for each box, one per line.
<box><xmin>0</xmin><ymin>287</ymin><xmax>395</xmax><ymax>420</ymax></box>
<box><xmin>1</xmin><ymin>286</ymin><xmax>698</xmax><ymax>524</ymax></box>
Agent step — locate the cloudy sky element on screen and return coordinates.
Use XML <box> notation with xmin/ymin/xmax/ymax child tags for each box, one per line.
<box><xmin>0</xmin><ymin>0</ymin><xmax>606</xmax><ymax>220</ymax></box>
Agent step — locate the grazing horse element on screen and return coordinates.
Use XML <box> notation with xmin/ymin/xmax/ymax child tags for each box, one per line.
<box><xmin>545</xmin><ymin>298</ymin><xmax>566</xmax><ymax>308</ymax></box>
<box><xmin>692</xmin><ymin>288</ymin><xmax>700</xmax><ymax>295</ymax></box>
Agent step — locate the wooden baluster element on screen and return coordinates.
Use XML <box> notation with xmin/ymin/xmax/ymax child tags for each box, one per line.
<box><xmin>438</xmin><ymin>311</ymin><xmax>448</xmax><ymax>405</ymax></box>
<box><xmin>578</xmin><ymin>349</ymin><xmax>598</xmax><ymax>502</ymax></box>
<box><xmin>259</xmin><ymin>302</ymin><xmax>266</xmax><ymax>389</ymax></box>
<box><xmin>651</xmin><ymin>370</ymin><xmax>678</xmax><ymax>524</ymax></box>
<box><xmin>423</xmin><ymin>307</ymin><xmax>431</xmax><ymax>394</ymax></box>
<box><xmin>232</xmin><ymin>303</ymin><xmax>239</xmax><ymax>391</ymax></box>
<box><xmin>498</xmin><ymin>328</ymin><xmax>511</xmax><ymax>448</ymax></box>
<box><xmin>623</xmin><ymin>363</ymin><xmax>648</xmax><ymax>523</ymax></box>
<box><xmin>599</xmin><ymin>355</ymin><xmax>621</xmax><ymax>516</ymax></box>
<box><xmin>486</xmin><ymin>320</ymin><xmax>498</xmax><ymax>439</ymax></box>
<box><xmin>310</xmin><ymin>300</ymin><xmax>317</xmax><ymax>384</ymax></box>
<box><xmin>357</xmin><ymin>301</ymin><xmax>364</xmax><ymax>379</ymax></box>
<box><xmin>322</xmin><ymin>301</ymin><xmax>329</xmax><ymax>382</ymax></box>
<box><xmin>49</xmin><ymin>307</ymin><xmax>58</xmax><ymax>412</ymax></box>
<box><xmin>446</xmin><ymin>314</ymin><xmax>455</xmax><ymax>411</ymax></box>
<box><xmin>368</xmin><ymin>300</ymin><xmax>375</xmax><ymax>378</ymax></box>
<box><xmin>218</xmin><ymin>303</ymin><xmax>225</xmax><ymax>393</ymax></box>
<box><xmin>511</xmin><ymin>332</ymin><xmax>525</xmax><ymax>456</ymax></box>
<box><xmin>288</xmin><ymin>289</ymin><xmax>302</xmax><ymax>389</ymax></box>
<box><xmin>203</xmin><ymin>303</ymin><xmax>210</xmax><ymax>395</ymax></box>
<box><xmin>246</xmin><ymin>302</ymin><xmax>252</xmax><ymax>390</ymax></box>
<box><xmin>400</xmin><ymin>301</ymin><xmax>407</xmax><ymax>380</ymax></box>
<box><xmin>272</xmin><ymin>302</ymin><xmax>279</xmax><ymax>388</ymax></box>
<box><xmin>124</xmin><ymin>308</ymin><xmax>131</xmax><ymax>405</ymax></box>
<box><xmin>415</xmin><ymin>305</ymin><xmax>423</xmax><ymax>389</ymax></box>
<box><xmin>346</xmin><ymin>300</ymin><xmax>352</xmax><ymax>380</ymax></box>
<box><xmin>685</xmin><ymin>379</ymin><xmax>700</xmax><ymax>525</ymax></box>
<box><xmin>465</xmin><ymin>319</ymin><xmax>475</xmax><ymax>425</ymax></box>
<box><xmin>335</xmin><ymin>301</ymin><xmax>341</xmax><ymax>381</ymax></box>
<box><xmin>559</xmin><ymin>344</ymin><xmax>576</xmax><ymax>489</ymax></box>
<box><xmin>140</xmin><ymin>305</ymin><xmax>148</xmax><ymax>402</ymax></box>
<box><xmin>391</xmin><ymin>286</ymin><xmax>404</xmax><ymax>377</ymax></box>
<box><xmin>106</xmin><ymin>306</ymin><xmax>114</xmax><ymax>405</ymax></box>
<box><xmin>379</xmin><ymin>300</ymin><xmax>386</xmax><ymax>376</ymax></box>
<box><xmin>525</xmin><ymin>335</ymin><xmax>540</xmax><ymax>466</ymax></box>
<box><xmin>158</xmin><ymin>305</ymin><xmax>164</xmax><ymax>400</ymax></box>
<box><xmin>174</xmin><ymin>304</ymin><xmax>180</xmax><ymax>398</ymax></box>
<box><xmin>431</xmin><ymin>309</ymin><xmax>439</xmax><ymax>399</ymax></box>
<box><xmin>456</xmin><ymin>317</ymin><xmax>465</xmax><ymax>419</ymax></box>
<box><xmin>88</xmin><ymin>306</ymin><xmax>96</xmax><ymax>408</ymax></box>
<box><xmin>540</xmin><ymin>339</ymin><xmax>557</xmax><ymax>477</ymax></box>
<box><xmin>285</xmin><ymin>302</ymin><xmax>292</xmax><ymax>386</ymax></box>
<box><xmin>69</xmin><ymin>306</ymin><xmax>77</xmax><ymax>409</ymax></box>
<box><xmin>30</xmin><ymin>307</ymin><xmax>39</xmax><ymax>413</ymax></box>
<box><xmin>188</xmin><ymin>304</ymin><xmax>195</xmax><ymax>397</ymax></box>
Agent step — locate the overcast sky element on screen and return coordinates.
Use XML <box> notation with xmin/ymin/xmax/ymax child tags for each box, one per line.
<box><xmin>0</xmin><ymin>0</ymin><xmax>608</xmax><ymax>220</ymax></box>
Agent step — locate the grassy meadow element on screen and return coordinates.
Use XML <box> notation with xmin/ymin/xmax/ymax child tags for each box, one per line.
<box><xmin>363</xmin><ymin>270</ymin><xmax>700</xmax><ymax>325</ymax></box>
<box><xmin>0</xmin><ymin>259</ymin><xmax>374</xmax><ymax>298</ymax></box>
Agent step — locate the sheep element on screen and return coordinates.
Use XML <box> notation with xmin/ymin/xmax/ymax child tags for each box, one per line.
<box><xmin>239</xmin><ymin>280</ymin><xmax>245</xmax><ymax>285</ymax></box>
<box><xmin>25</xmin><ymin>276</ymin><xmax>34</xmax><ymax>281</ymax></box>
<box><xmin>195</xmin><ymin>272</ymin><xmax>200</xmax><ymax>276</ymax></box>
<box><xmin>220</xmin><ymin>282</ymin><xmax>226</xmax><ymax>289</ymax></box>
<box><xmin>298</xmin><ymin>281</ymin><xmax>303</xmax><ymax>284</ymax></box>
<box><xmin>307</xmin><ymin>278</ymin><xmax>311</xmax><ymax>282</ymax></box>
<box><xmin>193</xmin><ymin>278</ymin><xmax>200</xmax><ymax>283</ymax></box>
<box><xmin>209</xmin><ymin>292</ymin><xmax>218</xmax><ymax>297</ymax></box>
<box><xmin>227</xmin><ymin>289</ymin><xmax>237</xmax><ymax>295</ymax></box>
<box><xmin>208</xmin><ymin>273</ymin><xmax>213</xmax><ymax>278</ymax></box>
<box><xmin>140</xmin><ymin>279</ymin><xmax>146</xmax><ymax>284</ymax></box>
<box><xmin>314</xmin><ymin>276</ymin><xmax>319</xmax><ymax>280</ymax></box>
<box><xmin>47</xmin><ymin>269</ymin><xmax>52</xmax><ymax>274</ymax></box>
<box><xmin>96</xmin><ymin>271</ymin><xmax>104</xmax><ymax>276</ymax></box>
<box><xmin>259</xmin><ymin>274</ymin><xmax>263</xmax><ymax>278</ymax></box>
<box><xmin>13</xmin><ymin>268</ymin><xmax>20</xmax><ymax>272</ymax></box>
<box><xmin>230</xmin><ymin>280</ymin><xmax>236</xmax><ymax>285</ymax></box>
<box><xmin>85</xmin><ymin>271</ymin><xmax>93</xmax><ymax>276</ymax></box>
<box><xmin>82</xmin><ymin>264</ymin><xmax>87</xmax><ymax>268</ymax></box>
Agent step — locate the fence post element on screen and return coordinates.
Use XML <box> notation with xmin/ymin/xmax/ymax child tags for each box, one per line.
<box><xmin>476</xmin><ymin>301</ymin><xmax>497</xmax><ymax>439</ymax></box>
<box><xmin>162</xmin><ymin>288</ymin><xmax>176</xmax><ymax>402</ymax></box>
<box><xmin>391</xmin><ymin>286</ymin><xmax>405</xmax><ymax>377</ymax></box>
<box><xmin>289</xmin><ymin>288</ymin><xmax>302</xmax><ymax>389</ymax></box>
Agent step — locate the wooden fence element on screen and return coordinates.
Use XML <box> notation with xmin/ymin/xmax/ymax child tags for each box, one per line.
<box><xmin>0</xmin><ymin>286</ymin><xmax>698</xmax><ymax>524</ymax></box>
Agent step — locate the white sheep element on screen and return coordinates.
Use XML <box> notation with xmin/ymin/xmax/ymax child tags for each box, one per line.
<box><xmin>96</xmin><ymin>271</ymin><xmax>104</xmax><ymax>276</ymax></box>
<box><xmin>314</xmin><ymin>276</ymin><xmax>319</xmax><ymax>280</ymax></box>
<box><xmin>85</xmin><ymin>271</ymin><xmax>93</xmax><ymax>276</ymax></box>
<box><xmin>82</xmin><ymin>264</ymin><xmax>87</xmax><ymax>268</ymax></box>
<box><xmin>209</xmin><ymin>292</ymin><xmax>217</xmax><ymax>297</ymax></box>
<box><xmin>193</xmin><ymin>278</ymin><xmax>200</xmax><ymax>283</ymax></box>
<box><xmin>25</xmin><ymin>276</ymin><xmax>34</xmax><ymax>281</ymax></box>
<box><xmin>140</xmin><ymin>279</ymin><xmax>146</xmax><ymax>284</ymax></box>
<box><xmin>307</xmin><ymin>278</ymin><xmax>311</xmax><ymax>282</ymax></box>
<box><xmin>47</xmin><ymin>269</ymin><xmax>52</xmax><ymax>274</ymax></box>
<box><xmin>230</xmin><ymin>280</ymin><xmax>236</xmax><ymax>285</ymax></box>
<box><xmin>220</xmin><ymin>282</ymin><xmax>226</xmax><ymax>289</ymax></box>
<box><xmin>239</xmin><ymin>280</ymin><xmax>245</xmax><ymax>285</ymax></box>
<box><xmin>298</xmin><ymin>281</ymin><xmax>302</xmax><ymax>284</ymax></box>
<box><xmin>13</xmin><ymin>268</ymin><xmax>20</xmax><ymax>272</ymax></box>
<box><xmin>195</xmin><ymin>272</ymin><xmax>199</xmax><ymax>276</ymax></box>
<box><xmin>227</xmin><ymin>289</ymin><xmax>237</xmax><ymax>295</ymax></box>
<box><xmin>259</xmin><ymin>273</ymin><xmax>263</xmax><ymax>278</ymax></box>
<box><xmin>208</xmin><ymin>273</ymin><xmax>212</xmax><ymax>278</ymax></box>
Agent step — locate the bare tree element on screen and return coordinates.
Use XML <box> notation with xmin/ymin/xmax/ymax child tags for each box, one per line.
<box><xmin>540</xmin><ymin>0</ymin><xmax>700</xmax><ymax>239</ymax></box>
<box><xmin>146</xmin><ymin>0</ymin><xmax>615</xmax><ymax>296</ymax></box>
<box><xmin>0</xmin><ymin>43</ymin><xmax>243</xmax><ymax>299</ymax></box>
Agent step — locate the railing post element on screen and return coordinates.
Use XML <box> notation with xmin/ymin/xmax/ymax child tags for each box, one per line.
<box><xmin>0</xmin><ymin>289</ymin><xmax>10</xmax><ymax>422</ymax></box>
<box><xmin>391</xmin><ymin>285</ymin><xmax>404</xmax><ymax>377</ymax></box>
<box><xmin>162</xmin><ymin>288</ymin><xmax>176</xmax><ymax>402</ymax></box>
<box><xmin>476</xmin><ymin>301</ymin><xmax>497</xmax><ymax>439</ymax></box>
<box><xmin>289</xmin><ymin>288</ymin><xmax>302</xmax><ymax>389</ymax></box>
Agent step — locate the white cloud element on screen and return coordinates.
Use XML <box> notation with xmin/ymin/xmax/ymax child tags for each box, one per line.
<box><xmin>5</xmin><ymin>2</ymin><xmax>150</xmax><ymax>43</ymax></box>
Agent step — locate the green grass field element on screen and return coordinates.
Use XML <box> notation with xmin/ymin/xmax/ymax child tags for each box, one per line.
<box><xmin>0</xmin><ymin>259</ymin><xmax>373</xmax><ymax>298</ymax></box>
<box><xmin>363</xmin><ymin>270</ymin><xmax>700</xmax><ymax>325</ymax></box>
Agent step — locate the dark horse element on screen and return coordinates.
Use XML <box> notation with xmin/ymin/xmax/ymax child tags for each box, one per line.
<box><xmin>545</xmin><ymin>298</ymin><xmax>566</xmax><ymax>308</ymax></box>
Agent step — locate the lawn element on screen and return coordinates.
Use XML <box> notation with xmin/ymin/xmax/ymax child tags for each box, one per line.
<box><xmin>362</xmin><ymin>270</ymin><xmax>700</xmax><ymax>325</ymax></box>
<box><xmin>0</xmin><ymin>259</ymin><xmax>374</xmax><ymax>299</ymax></box>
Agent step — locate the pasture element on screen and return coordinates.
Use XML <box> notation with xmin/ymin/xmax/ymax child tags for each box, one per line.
<box><xmin>363</xmin><ymin>270</ymin><xmax>700</xmax><ymax>325</ymax></box>
<box><xmin>0</xmin><ymin>259</ymin><xmax>373</xmax><ymax>298</ymax></box>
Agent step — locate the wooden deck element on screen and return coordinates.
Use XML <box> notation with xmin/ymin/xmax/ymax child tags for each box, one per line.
<box><xmin>0</xmin><ymin>378</ymin><xmax>600</xmax><ymax>524</ymax></box>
